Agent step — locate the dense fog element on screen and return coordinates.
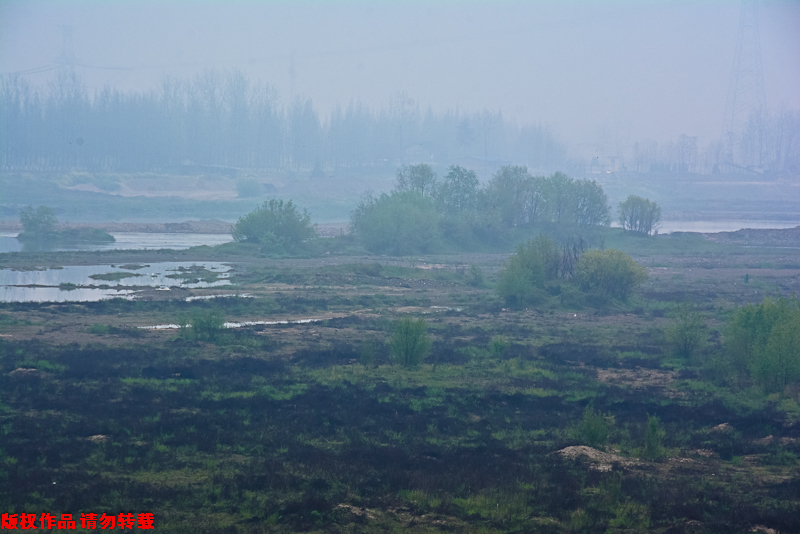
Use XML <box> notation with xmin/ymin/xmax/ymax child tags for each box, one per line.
<box><xmin>2</xmin><ymin>1</ymin><xmax>799</xmax><ymax>176</ymax></box>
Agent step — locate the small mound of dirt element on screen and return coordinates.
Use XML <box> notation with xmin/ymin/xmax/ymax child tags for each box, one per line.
<box><xmin>710</xmin><ymin>422</ymin><xmax>733</xmax><ymax>433</ymax></box>
<box><xmin>556</xmin><ymin>445</ymin><xmax>640</xmax><ymax>471</ymax></box>
<box><xmin>596</xmin><ymin>367</ymin><xmax>677</xmax><ymax>390</ymax></box>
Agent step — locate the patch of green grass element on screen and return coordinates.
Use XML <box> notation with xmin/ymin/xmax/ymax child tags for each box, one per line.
<box><xmin>88</xmin><ymin>323</ymin><xmax>111</xmax><ymax>335</ymax></box>
<box><xmin>121</xmin><ymin>378</ymin><xmax>197</xmax><ymax>392</ymax></box>
<box><xmin>89</xmin><ymin>272</ymin><xmax>143</xmax><ymax>282</ymax></box>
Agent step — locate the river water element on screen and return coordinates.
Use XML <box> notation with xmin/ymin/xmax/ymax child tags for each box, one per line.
<box><xmin>653</xmin><ymin>220</ymin><xmax>799</xmax><ymax>234</ymax></box>
<box><xmin>0</xmin><ymin>232</ymin><xmax>233</xmax><ymax>254</ymax></box>
<box><xmin>0</xmin><ymin>262</ymin><xmax>232</xmax><ymax>302</ymax></box>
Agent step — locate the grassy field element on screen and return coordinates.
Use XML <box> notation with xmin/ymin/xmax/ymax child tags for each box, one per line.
<box><xmin>1</xmin><ymin>230</ymin><xmax>799</xmax><ymax>533</ymax></box>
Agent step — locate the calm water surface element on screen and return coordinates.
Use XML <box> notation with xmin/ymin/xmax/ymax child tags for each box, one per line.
<box><xmin>0</xmin><ymin>262</ymin><xmax>232</xmax><ymax>302</ymax></box>
<box><xmin>0</xmin><ymin>232</ymin><xmax>233</xmax><ymax>253</ymax></box>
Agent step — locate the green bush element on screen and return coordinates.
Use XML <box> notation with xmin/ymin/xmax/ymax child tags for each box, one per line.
<box><xmin>350</xmin><ymin>191</ymin><xmax>440</xmax><ymax>255</ymax></box>
<box><xmin>725</xmin><ymin>296</ymin><xmax>800</xmax><ymax>392</ymax></box>
<box><xmin>231</xmin><ymin>199</ymin><xmax>315</xmax><ymax>252</ymax></box>
<box><xmin>574</xmin><ymin>249</ymin><xmax>648</xmax><ymax>301</ymax></box>
<box><xmin>466</xmin><ymin>264</ymin><xmax>485</xmax><ymax>287</ymax></box>
<box><xmin>359</xmin><ymin>337</ymin><xmax>380</xmax><ymax>368</ymax></box>
<box><xmin>641</xmin><ymin>416</ymin><xmax>666</xmax><ymax>460</ymax></box>
<box><xmin>390</xmin><ymin>316</ymin><xmax>431</xmax><ymax>368</ymax></box>
<box><xmin>488</xmin><ymin>336</ymin><xmax>508</xmax><ymax>358</ymax></box>
<box><xmin>435</xmin><ymin>165</ymin><xmax>479</xmax><ymax>214</ymax></box>
<box><xmin>496</xmin><ymin>236</ymin><xmax>563</xmax><ymax>306</ymax></box>
<box><xmin>179</xmin><ymin>309</ymin><xmax>226</xmax><ymax>342</ymax></box>
<box><xmin>608</xmin><ymin>500</ymin><xmax>650</xmax><ymax>531</ymax></box>
<box><xmin>236</xmin><ymin>178</ymin><xmax>262</xmax><ymax>198</ymax></box>
<box><xmin>575</xmin><ymin>405</ymin><xmax>613</xmax><ymax>448</ymax></box>
<box><xmin>666</xmin><ymin>301</ymin><xmax>706</xmax><ymax>361</ymax></box>
<box><xmin>89</xmin><ymin>324</ymin><xmax>110</xmax><ymax>335</ymax></box>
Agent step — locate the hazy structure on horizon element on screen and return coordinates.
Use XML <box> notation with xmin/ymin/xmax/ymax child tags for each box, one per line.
<box><xmin>722</xmin><ymin>0</ymin><xmax>767</xmax><ymax>172</ymax></box>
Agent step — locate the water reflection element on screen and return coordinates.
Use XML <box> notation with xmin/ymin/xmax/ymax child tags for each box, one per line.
<box><xmin>0</xmin><ymin>232</ymin><xmax>233</xmax><ymax>253</ymax></box>
<box><xmin>0</xmin><ymin>262</ymin><xmax>233</xmax><ymax>303</ymax></box>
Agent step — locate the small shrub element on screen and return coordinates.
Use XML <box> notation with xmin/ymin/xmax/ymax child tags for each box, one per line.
<box><xmin>641</xmin><ymin>415</ymin><xmax>666</xmax><ymax>460</ymax></box>
<box><xmin>764</xmin><ymin>447</ymin><xmax>798</xmax><ymax>466</ymax></box>
<box><xmin>574</xmin><ymin>248</ymin><xmax>648</xmax><ymax>301</ymax></box>
<box><xmin>489</xmin><ymin>336</ymin><xmax>508</xmax><ymax>358</ymax></box>
<box><xmin>576</xmin><ymin>404</ymin><xmax>613</xmax><ymax>448</ymax></box>
<box><xmin>359</xmin><ymin>337</ymin><xmax>380</xmax><ymax>368</ymax></box>
<box><xmin>236</xmin><ymin>178</ymin><xmax>262</xmax><ymax>198</ymax></box>
<box><xmin>466</xmin><ymin>264</ymin><xmax>484</xmax><ymax>287</ymax></box>
<box><xmin>568</xmin><ymin>509</ymin><xmax>592</xmax><ymax>532</ymax></box>
<box><xmin>608</xmin><ymin>500</ymin><xmax>650</xmax><ymax>530</ymax></box>
<box><xmin>179</xmin><ymin>309</ymin><xmax>226</xmax><ymax>342</ymax></box>
<box><xmin>89</xmin><ymin>324</ymin><xmax>110</xmax><ymax>335</ymax></box>
<box><xmin>496</xmin><ymin>239</ymin><xmax>547</xmax><ymax>306</ymax></box>
<box><xmin>666</xmin><ymin>301</ymin><xmax>706</xmax><ymax>361</ymax></box>
<box><xmin>390</xmin><ymin>316</ymin><xmax>431</xmax><ymax>368</ymax></box>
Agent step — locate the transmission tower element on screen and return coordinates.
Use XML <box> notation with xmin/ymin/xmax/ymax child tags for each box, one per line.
<box><xmin>56</xmin><ymin>25</ymin><xmax>77</xmax><ymax>69</ymax></box>
<box><xmin>722</xmin><ymin>0</ymin><xmax>766</xmax><ymax>169</ymax></box>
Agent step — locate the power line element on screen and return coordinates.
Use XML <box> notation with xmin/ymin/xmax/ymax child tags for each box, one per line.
<box><xmin>3</xmin><ymin>65</ymin><xmax>59</xmax><ymax>76</ymax></box>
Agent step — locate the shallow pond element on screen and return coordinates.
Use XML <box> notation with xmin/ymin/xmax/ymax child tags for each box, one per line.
<box><xmin>0</xmin><ymin>232</ymin><xmax>233</xmax><ymax>253</ymax></box>
<box><xmin>0</xmin><ymin>262</ymin><xmax>232</xmax><ymax>302</ymax></box>
<box><xmin>656</xmin><ymin>220</ymin><xmax>800</xmax><ymax>234</ymax></box>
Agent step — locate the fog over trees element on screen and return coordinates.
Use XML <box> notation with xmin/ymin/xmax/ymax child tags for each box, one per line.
<box><xmin>2</xmin><ymin>69</ymin><xmax>798</xmax><ymax>176</ymax></box>
<box><xmin>0</xmin><ymin>70</ymin><xmax>568</xmax><ymax>173</ymax></box>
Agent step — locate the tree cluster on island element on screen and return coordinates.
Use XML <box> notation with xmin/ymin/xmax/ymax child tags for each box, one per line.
<box><xmin>17</xmin><ymin>206</ymin><xmax>115</xmax><ymax>246</ymax></box>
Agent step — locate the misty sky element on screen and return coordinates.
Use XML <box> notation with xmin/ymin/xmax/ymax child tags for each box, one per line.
<box><xmin>2</xmin><ymin>1</ymin><xmax>798</xmax><ymax>149</ymax></box>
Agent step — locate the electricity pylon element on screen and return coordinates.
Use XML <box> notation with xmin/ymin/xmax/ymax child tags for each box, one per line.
<box><xmin>722</xmin><ymin>0</ymin><xmax>766</xmax><ymax>170</ymax></box>
<box><xmin>56</xmin><ymin>25</ymin><xmax>77</xmax><ymax>70</ymax></box>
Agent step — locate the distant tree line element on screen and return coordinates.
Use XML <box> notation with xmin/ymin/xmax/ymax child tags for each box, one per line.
<box><xmin>0</xmin><ymin>70</ymin><xmax>567</xmax><ymax>173</ymax></box>
<box><xmin>351</xmin><ymin>164</ymin><xmax>612</xmax><ymax>254</ymax></box>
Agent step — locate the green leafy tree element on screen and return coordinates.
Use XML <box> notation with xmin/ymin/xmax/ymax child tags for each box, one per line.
<box><xmin>390</xmin><ymin>316</ymin><xmax>431</xmax><ymax>367</ymax></box>
<box><xmin>725</xmin><ymin>296</ymin><xmax>800</xmax><ymax>392</ymax></box>
<box><xmin>531</xmin><ymin>233</ymin><xmax>561</xmax><ymax>280</ymax></box>
<box><xmin>19</xmin><ymin>206</ymin><xmax>57</xmax><ymax>237</ymax></box>
<box><xmin>618</xmin><ymin>195</ymin><xmax>661</xmax><ymax>235</ymax></box>
<box><xmin>541</xmin><ymin>172</ymin><xmax>575</xmax><ymax>224</ymax></box>
<box><xmin>435</xmin><ymin>165</ymin><xmax>479</xmax><ymax>214</ymax></box>
<box><xmin>395</xmin><ymin>163</ymin><xmax>437</xmax><ymax>197</ymax></box>
<box><xmin>572</xmin><ymin>179</ymin><xmax>611</xmax><ymax>227</ymax></box>
<box><xmin>231</xmin><ymin>199</ymin><xmax>315</xmax><ymax>251</ymax></box>
<box><xmin>484</xmin><ymin>165</ymin><xmax>543</xmax><ymax>228</ymax></box>
<box><xmin>350</xmin><ymin>191</ymin><xmax>440</xmax><ymax>255</ymax></box>
<box><xmin>574</xmin><ymin>249</ymin><xmax>648</xmax><ymax>300</ymax></box>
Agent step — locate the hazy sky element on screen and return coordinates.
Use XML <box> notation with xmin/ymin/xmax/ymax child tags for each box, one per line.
<box><xmin>2</xmin><ymin>1</ymin><xmax>798</xmax><ymax>148</ymax></box>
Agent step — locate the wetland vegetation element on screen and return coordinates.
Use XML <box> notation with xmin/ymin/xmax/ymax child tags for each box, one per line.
<box><xmin>1</xmin><ymin>205</ymin><xmax>799</xmax><ymax>532</ymax></box>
